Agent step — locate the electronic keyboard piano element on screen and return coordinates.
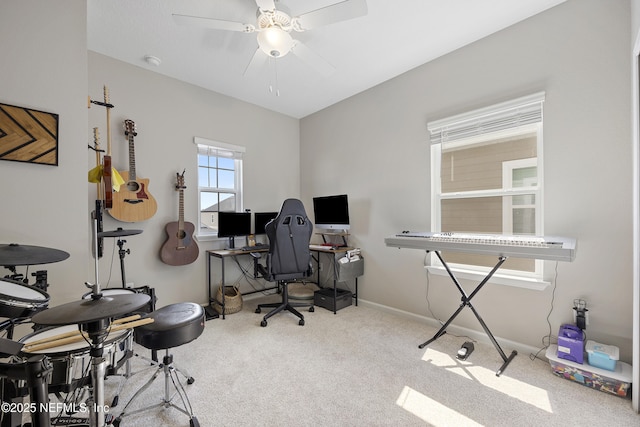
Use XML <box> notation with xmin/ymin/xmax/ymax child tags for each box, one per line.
<box><xmin>385</xmin><ymin>231</ymin><xmax>577</xmax><ymax>376</ymax></box>
<box><xmin>385</xmin><ymin>232</ymin><xmax>577</xmax><ymax>262</ymax></box>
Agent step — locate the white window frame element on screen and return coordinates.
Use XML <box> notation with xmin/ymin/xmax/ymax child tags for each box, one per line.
<box><xmin>194</xmin><ymin>137</ymin><xmax>245</xmax><ymax>241</ymax></box>
<box><xmin>427</xmin><ymin>93</ymin><xmax>548</xmax><ymax>290</ymax></box>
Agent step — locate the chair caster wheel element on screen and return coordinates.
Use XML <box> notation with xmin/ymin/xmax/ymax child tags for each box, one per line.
<box><xmin>299</xmin><ymin>319</ymin><xmax>305</xmax><ymax>326</ymax></box>
<box><xmin>187</xmin><ymin>377</ymin><xmax>195</xmax><ymax>384</ymax></box>
<box><xmin>309</xmin><ymin>306</ymin><xmax>314</xmax><ymax>312</ymax></box>
<box><xmin>260</xmin><ymin>320</ymin><xmax>267</xmax><ymax>327</ymax></box>
<box><xmin>255</xmin><ymin>308</ymin><xmax>261</xmax><ymax>313</ymax></box>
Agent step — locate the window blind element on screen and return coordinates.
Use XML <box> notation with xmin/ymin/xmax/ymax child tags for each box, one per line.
<box><xmin>428</xmin><ymin>92</ymin><xmax>545</xmax><ymax>145</ymax></box>
<box><xmin>194</xmin><ymin>136</ymin><xmax>245</xmax><ymax>159</ymax></box>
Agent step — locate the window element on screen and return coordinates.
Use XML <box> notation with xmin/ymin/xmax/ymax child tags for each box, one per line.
<box><xmin>195</xmin><ymin>137</ymin><xmax>245</xmax><ymax>238</ymax></box>
<box><xmin>428</xmin><ymin>93</ymin><xmax>545</xmax><ymax>284</ymax></box>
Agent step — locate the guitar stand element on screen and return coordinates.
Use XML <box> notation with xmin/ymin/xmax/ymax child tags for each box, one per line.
<box><xmin>419</xmin><ymin>251</ymin><xmax>517</xmax><ymax>376</ymax></box>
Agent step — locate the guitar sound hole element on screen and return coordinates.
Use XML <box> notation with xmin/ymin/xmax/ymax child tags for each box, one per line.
<box><xmin>126</xmin><ymin>181</ymin><xmax>140</xmax><ymax>192</ymax></box>
<box><xmin>177</xmin><ymin>230</ymin><xmax>187</xmax><ymax>239</ymax></box>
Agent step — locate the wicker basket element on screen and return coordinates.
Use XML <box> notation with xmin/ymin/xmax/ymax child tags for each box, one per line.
<box><xmin>213</xmin><ymin>285</ymin><xmax>243</xmax><ymax>315</ymax></box>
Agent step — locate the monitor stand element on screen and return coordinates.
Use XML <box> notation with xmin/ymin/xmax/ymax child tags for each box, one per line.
<box><xmin>225</xmin><ymin>236</ymin><xmax>236</xmax><ymax>251</ymax></box>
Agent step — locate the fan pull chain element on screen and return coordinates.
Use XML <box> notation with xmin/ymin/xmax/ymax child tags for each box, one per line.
<box><xmin>268</xmin><ymin>57</ymin><xmax>280</xmax><ymax>97</ymax></box>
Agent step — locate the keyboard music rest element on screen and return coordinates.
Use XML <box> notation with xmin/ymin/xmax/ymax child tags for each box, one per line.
<box><xmin>384</xmin><ymin>232</ymin><xmax>576</xmax><ymax>262</ymax></box>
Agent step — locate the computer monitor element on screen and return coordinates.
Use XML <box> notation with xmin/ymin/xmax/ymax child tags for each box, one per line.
<box><xmin>217</xmin><ymin>211</ymin><xmax>251</xmax><ymax>249</ymax></box>
<box><xmin>254</xmin><ymin>212</ymin><xmax>278</xmax><ymax>235</ymax></box>
<box><xmin>312</xmin><ymin>194</ymin><xmax>350</xmax><ymax>230</ymax></box>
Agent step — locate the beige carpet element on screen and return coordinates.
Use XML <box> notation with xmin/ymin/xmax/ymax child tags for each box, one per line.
<box><xmin>24</xmin><ymin>295</ymin><xmax>640</xmax><ymax>426</ymax></box>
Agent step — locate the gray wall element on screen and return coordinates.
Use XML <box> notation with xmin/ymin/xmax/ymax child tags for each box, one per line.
<box><xmin>301</xmin><ymin>0</ymin><xmax>634</xmax><ymax>361</ymax></box>
<box><xmin>0</xmin><ymin>0</ymin><xmax>89</xmax><ymax>306</ymax></box>
<box><xmin>88</xmin><ymin>52</ymin><xmax>300</xmax><ymax>306</ymax></box>
<box><xmin>1</xmin><ymin>2</ymin><xmax>299</xmax><ymax>313</ymax></box>
<box><xmin>0</xmin><ymin>0</ymin><xmax>636</xmax><ymax>363</ymax></box>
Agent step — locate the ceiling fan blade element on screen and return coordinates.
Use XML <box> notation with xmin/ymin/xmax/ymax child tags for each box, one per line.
<box><xmin>290</xmin><ymin>41</ymin><xmax>335</xmax><ymax>77</ymax></box>
<box><xmin>255</xmin><ymin>0</ymin><xmax>276</xmax><ymax>11</ymax></box>
<box><xmin>172</xmin><ymin>14</ymin><xmax>254</xmax><ymax>33</ymax></box>
<box><xmin>243</xmin><ymin>47</ymin><xmax>268</xmax><ymax>76</ymax></box>
<box><xmin>294</xmin><ymin>0</ymin><xmax>368</xmax><ymax>31</ymax></box>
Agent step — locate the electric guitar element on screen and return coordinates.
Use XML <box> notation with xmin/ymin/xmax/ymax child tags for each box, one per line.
<box><xmin>92</xmin><ymin>127</ymin><xmax>104</xmax><ymax>258</ymax></box>
<box><xmin>109</xmin><ymin>119</ymin><xmax>157</xmax><ymax>222</ymax></box>
<box><xmin>102</xmin><ymin>86</ymin><xmax>113</xmax><ymax>210</ymax></box>
<box><xmin>160</xmin><ymin>171</ymin><xmax>199</xmax><ymax>265</ymax></box>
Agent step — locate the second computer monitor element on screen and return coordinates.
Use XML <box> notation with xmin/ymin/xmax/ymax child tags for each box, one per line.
<box><xmin>254</xmin><ymin>212</ymin><xmax>278</xmax><ymax>235</ymax></box>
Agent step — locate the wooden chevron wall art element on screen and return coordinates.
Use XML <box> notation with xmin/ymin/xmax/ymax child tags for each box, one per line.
<box><xmin>0</xmin><ymin>102</ymin><xmax>59</xmax><ymax>166</ymax></box>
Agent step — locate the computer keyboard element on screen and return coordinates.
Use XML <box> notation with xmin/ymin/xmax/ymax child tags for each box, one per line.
<box><xmin>240</xmin><ymin>243</ymin><xmax>269</xmax><ymax>251</ymax></box>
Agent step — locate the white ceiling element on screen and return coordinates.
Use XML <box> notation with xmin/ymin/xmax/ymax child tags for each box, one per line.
<box><xmin>87</xmin><ymin>0</ymin><xmax>565</xmax><ymax>119</ymax></box>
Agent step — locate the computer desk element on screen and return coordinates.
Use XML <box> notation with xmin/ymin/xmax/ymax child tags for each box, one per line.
<box><xmin>309</xmin><ymin>245</ymin><xmax>360</xmax><ymax>314</ymax></box>
<box><xmin>206</xmin><ymin>245</ymin><xmax>359</xmax><ymax>319</ymax></box>
<box><xmin>206</xmin><ymin>247</ymin><xmax>271</xmax><ymax>320</ymax></box>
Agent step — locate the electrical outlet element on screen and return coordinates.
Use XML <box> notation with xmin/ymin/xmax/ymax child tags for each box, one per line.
<box><xmin>573</xmin><ymin>299</ymin><xmax>588</xmax><ymax>329</ymax></box>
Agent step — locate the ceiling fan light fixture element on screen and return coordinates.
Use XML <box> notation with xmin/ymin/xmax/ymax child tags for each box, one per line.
<box><xmin>257</xmin><ymin>26</ymin><xmax>293</xmax><ymax>58</ymax></box>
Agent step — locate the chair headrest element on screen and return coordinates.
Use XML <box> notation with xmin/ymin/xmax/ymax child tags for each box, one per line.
<box><xmin>278</xmin><ymin>198</ymin><xmax>307</xmax><ymax>217</ymax></box>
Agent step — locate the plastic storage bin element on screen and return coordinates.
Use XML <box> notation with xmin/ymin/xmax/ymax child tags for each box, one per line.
<box><xmin>585</xmin><ymin>340</ymin><xmax>618</xmax><ymax>371</ymax></box>
<box><xmin>546</xmin><ymin>344</ymin><xmax>631</xmax><ymax>398</ymax></box>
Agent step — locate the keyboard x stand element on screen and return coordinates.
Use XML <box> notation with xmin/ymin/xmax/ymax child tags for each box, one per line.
<box><xmin>419</xmin><ymin>251</ymin><xmax>517</xmax><ymax>376</ymax></box>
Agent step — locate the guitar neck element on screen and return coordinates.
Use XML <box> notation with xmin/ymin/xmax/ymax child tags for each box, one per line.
<box><xmin>178</xmin><ymin>188</ymin><xmax>185</xmax><ymax>231</ymax></box>
<box><xmin>104</xmin><ymin>86</ymin><xmax>112</xmax><ymax>156</ymax></box>
<box><xmin>93</xmin><ymin>127</ymin><xmax>102</xmax><ymax>200</ymax></box>
<box><xmin>128</xmin><ymin>134</ymin><xmax>137</xmax><ymax>181</ymax></box>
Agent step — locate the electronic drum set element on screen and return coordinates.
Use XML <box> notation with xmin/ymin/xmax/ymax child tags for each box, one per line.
<box><xmin>0</xmin><ymin>227</ymin><xmax>152</xmax><ymax>427</ymax></box>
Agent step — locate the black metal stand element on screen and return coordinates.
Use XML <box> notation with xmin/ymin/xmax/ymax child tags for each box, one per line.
<box><xmin>419</xmin><ymin>251</ymin><xmax>517</xmax><ymax>376</ymax></box>
<box><xmin>117</xmin><ymin>239</ymin><xmax>130</xmax><ymax>288</ymax></box>
<box><xmin>0</xmin><ymin>354</ymin><xmax>53</xmax><ymax>427</ymax></box>
<box><xmin>113</xmin><ymin>350</ymin><xmax>199</xmax><ymax>427</ymax></box>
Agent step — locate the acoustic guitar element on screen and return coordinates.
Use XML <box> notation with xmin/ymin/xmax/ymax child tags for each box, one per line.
<box><xmin>160</xmin><ymin>171</ymin><xmax>199</xmax><ymax>265</ymax></box>
<box><xmin>109</xmin><ymin>119</ymin><xmax>157</xmax><ymax>222</ymax></box>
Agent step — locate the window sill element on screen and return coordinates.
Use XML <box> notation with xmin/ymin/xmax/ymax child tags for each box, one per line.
<box><xmin>195</xmin><ymin>234</ymin><xmax>219</xmax><ymax>243</ymax></box>
<box><xmin>425</xmin><ymin>265</ymin><xmax>550</xmax><ymax>291</ymax></box>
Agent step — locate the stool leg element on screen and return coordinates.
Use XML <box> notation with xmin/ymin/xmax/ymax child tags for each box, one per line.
<box><xmin>113</xmin><ymin>350</ymin><xmax>199</xmax><ymax>427</ymax></box>
<box><xmin>113</xmin><ymin>366</ymin><xmax>164</xmax><ymax>426</ymax></box>
<box><xmin>167</xmin><ymin>362</ymin><xmax>195</xmax><ymax>417</ymax></box>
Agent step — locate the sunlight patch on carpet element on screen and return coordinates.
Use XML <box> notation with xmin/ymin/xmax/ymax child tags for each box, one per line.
<box><xmin>421</xmin><ymin>348</ymin><xmax>552</xmax><ymax>413</ymax></box>
<box><xmin>396</xmin><ymin>386</ymin><xmax>483</xmax><ymax>426</ymax></box>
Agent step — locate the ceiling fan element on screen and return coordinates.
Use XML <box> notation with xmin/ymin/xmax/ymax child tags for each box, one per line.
<box><xmin>173</xmin><ymin>0</ymin><xmax>368</xmax><ymax>77</ymax></box>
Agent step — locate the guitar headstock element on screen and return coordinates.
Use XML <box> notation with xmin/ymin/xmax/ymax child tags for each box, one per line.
<box><xmin>103</xmin><ymin>85</ymin><xmax>110</xmax><ymax>104</ymax></box>
<box><xmin>124</xmin><ymin>119</ymin><xmax>137</xmax><ymax>137</ymax></box>
<box><xmin>176</xmin><ymin>170</ymin><xmax>187</xmax><ymax>190</ymax></box>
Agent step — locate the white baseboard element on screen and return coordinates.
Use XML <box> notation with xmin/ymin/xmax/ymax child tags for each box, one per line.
<box><xmin>358</xmin><ymin>298</ymin><xmax>547</xmax><ymax>361</ymax></box>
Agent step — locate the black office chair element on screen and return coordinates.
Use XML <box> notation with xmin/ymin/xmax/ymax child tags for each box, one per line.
<box><xmin>254</xmin><ymin>198</ymin><xmax>315</xmax><ymax>327</ymax></box>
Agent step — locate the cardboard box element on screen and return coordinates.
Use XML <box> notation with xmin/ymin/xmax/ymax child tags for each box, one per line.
<box><xmin>314</xmin><ymin>288</ymin><xmax>352</xmax><ymax>312</ymax></box>
<box><xmin>546</xmin><ymin>344</ymin><xmax>631</xmax><ymax>398</ymax></box>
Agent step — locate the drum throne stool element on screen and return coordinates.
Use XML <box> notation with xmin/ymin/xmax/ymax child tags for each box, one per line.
<box><xmin>113</xmin><ymin>302</ymin><xmax>205</xmax><ymax>427</ymax></box>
